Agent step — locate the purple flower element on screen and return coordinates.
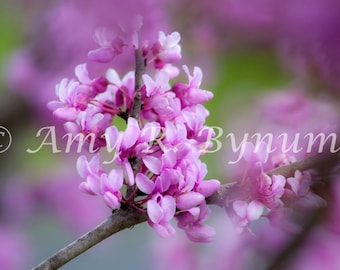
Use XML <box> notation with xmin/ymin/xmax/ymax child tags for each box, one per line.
<box><xmin>232</xmin><ymin>200</ymin><xmax>264</xmax><ymax>232</ymax></box>
<box><xmin>173</xmin><ymin>65</ymin><xmax>213</xmax><ymax>107</ymax></box>
<box><xmin>105</xmin><ymin>68</ymin><xmax>135</xmax><ymax>109</ymax></box>
<box><xmin>64</xmin><ymin>109</ymin><xmax>112</xmax><ymax>150</ymax></box>
<box><xmin>105</xmin><ymin>117</ymin><xmax>141</xmax><ymax>185</ymax></box>
<box><xmin>286</xmin><ymin>170</ymin><xmax>326</xmax><ymax>210</ymax></box>
<box><xmin>77</xmin><ymin>155</ymin><xmax>123</xmax><ymax>210</ymax></box>
<box><xmin>75</xmin><ymin>63</ymin><xmax>108</xmax><ymax>96</ymax></box>
<box><xmin>177</xmin><ymin>202</ymin><xmax>216</xmax><ymax>242</ymax></box>
<box><xmin>147</xmin><ymin>193</ymin><xmax>176</xmax><ymax>238</ymax></box>
<box><xmin>100</xmin><ymin>169</ymin><xmax>124</xmax><ymax>210</ymax></box>
<box><xmin>88</xmin><ymin>28</ymin><xmax>125</xmax><ymax>63</ymax></box>
<box><xmin>47</xmin><ymin>78</ymin><xmax>91</xmax><ymax>121</ymax></box>
<box><xmin>47</xmin><ymin>21</ymin><xmax>222</xmax><ymax>242</ymax></box>
<box><xmin>143</xmin><ymin>71</ymin><xmax>170</xmax><ymax>97</ymax></box>
<box><xmin>258</xmin><ymin>174</ymin><xmax>286</xmax><ymax>209</ymax></box>
<box><xmin>152</xmin><ymin>31</ymin><xmax>182</xmax><ymax>69</ymax></box>
<box><xmin>77</xmin><ymin>154</ymin><xmax>105</xmax><ymax>195</ymax></box>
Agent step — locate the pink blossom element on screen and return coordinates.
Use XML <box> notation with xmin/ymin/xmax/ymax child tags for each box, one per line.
<box><xmin>176</xmin><ymin>192</ymin><xmax>205</xmax><ymax>210</ymax></box>
<box><xmin>77</xmin><ymin>155</ymin><xmax>124</xmax><ymax>210</ymax></box>
<box><xmin>285</xmin><ymin>170</ymin><xmax>326</xmax><ymax>210</ymax></box>
<box><xmin>48</xmin><ymin>23</ymin><xmax>220</xmax><ymax>242</ymax></box>
<box><xmin>258</xmin><ymin>174</ymin><xmax>286</xmax><ymax>209</ymax></box>
<box><xmin>243</xmin><ymin>141</ymin><xmax>269</xmax><ymax>165</ymax></box>
<box><xmin>75</xmin><ymin>63</ymin><xmax>108</xmax><ymax>96</ymax></box>
<box><xmin>77</xmin><ymin>154</ymin><xmax>105</xmax><ymax>195</ymax></box>
<box><xmin>178</xmin><ymin>105</ymin><xmax>212</xmax><ymax>142</ymax></box>
<box><xmin>196</xmin><ymin>179</ymin><xmax>221</xmax><ymax>197</ymax></box>
<box><xmin>177</xmin><ymin>202</ymin><xmax>216</xmax><ymax>242</ymax></box>
<box><xmin>105</xmin><ymin>117</ymin><xmax>144</xmax><ymax>183</ymax></box>
<box><xmin>266</xmin><ymin>208</ymin><xmax>301</xmax><ymax>234</ymax></box>
<box><xmin>47</xmin><ymin>78</ymin><xmax>91</xmax><ymax>121</ymax></box>
<box><xmin>143</xmin><ymin>71</ymin><xmax>170</xmax><ymax>97</ymax></box>
<box><xmin>88</xmin><ymin>28</ymin><xmax>125</xmax><ymax>63</ymax></box>
<box><xmin>105</xmin><ymin>68</ymin><xmax>135</xmax><ymax>109</ymax></box>
<box><xmin>152</xmin><ymin>31</ymin><xmax>182</xmax><ymax>69</ymax></box>
<box><xmin>100</xmin><ymin>169</ymin><xmax>124</xmax><ymax>210</ymax></box>
<box><xmin>147</xmin><ymin>193</ymin><xmax>176</xmax><ymax>238</ymax></box>
<box><xmin>141</xmin><ymin>71</ymin><xmax>182</xmax><ymax>123</ymax></box>
<box><xmin>64</xmin><ymin>110</ymin><xmax>112</xmax><ymax>150</ymax></box>
<box><xmin>232</xmin><ymin>200</ymin><xmax>264</xmax><ymax>232</ymax></box>
<box><xmin>173</xmin><ymin>65</ymin><xmax>213</xmax><ymax>107</ymax></box>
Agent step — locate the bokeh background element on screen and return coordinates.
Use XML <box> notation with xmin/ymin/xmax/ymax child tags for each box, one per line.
<box><xmin>1</xmin><ymin>0</ymin><xmax>340</xmax><ymax>269</ymax></box>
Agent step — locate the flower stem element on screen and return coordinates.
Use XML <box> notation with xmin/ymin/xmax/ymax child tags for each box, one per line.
<box><xmin>130</xmin><ymin>34</ymin><xmax>146</xmax><ymax>119</ymax></box>
<box><xmin>127</xmin><ymin>34</ymin><xmax>146</xmax><ymax>200</ymax></box>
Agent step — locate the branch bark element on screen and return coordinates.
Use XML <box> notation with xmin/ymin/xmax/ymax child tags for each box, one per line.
<box><xmin>32</xmin><ymin>152</ymin><xmax>339</xmax><ymax>269</ymax></box>
<box><xmin>130</xmin><ymin>37</ymin><xmax>145</xmax><ymax>119</ymax></box>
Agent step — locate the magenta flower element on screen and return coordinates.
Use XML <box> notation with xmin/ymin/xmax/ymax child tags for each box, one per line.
<box><xmin>141</xmin><ymin>71</ymin><xmax>182</xmax><ymax>124</ymax></box>
<box><xmin>105</xmin><ymin>69</ymin><xmax>135</xmax><ymax>109</ymax></box>
<box><xmin>47</xmin><ymin>78</ymin><xmax>91</xmax><ymax>121</ymax></box>
<box><xmin>147</xmin><ymin>193</ymin><xmax>176</xmax><ymax>238</ymax></box>
<box><xmin>105</xmin><ymin>117</ymin><xmax>141</xmax><ymax>185</ymax></box>
<box><xmin>176</xmin><ymin>192</ymin><xmax>205</xmax><ymax>210</ymax></box>
<box><xmin>177</xmin><ymin>202</ymin><xmax>216</xmax><ymax>242</ymax></box>
<box><xmin>64</xmin><ymin>109</ymin><xmax>112</xmax><ymax>150</ymax></box>
<box><xmin>152</xmin><ymin>31</ymin><xmax>182</xmax><ymax>69</ymax></box>
<box><xmin>77</xmin><ymin>155</ymin><xmax>123</xmax><ymax>210</ymax></box>
<box><xmin>232</xmin><ymin>200</ymin><xmax>264</xmax><ymax>232</ymax></box>
<box><xmin>258</xmin><ymin>174</ymin><xmax>286</xmax><ymax>209</ymax></box>
<box><xmin>173</xmin><ymin>65</ymin><xmax>213</xmax><ymax>107</ymax></box>
<box><xmin>48</xmin><ymin>22</ymin><xmax>221</xmax><ymax>242</ymax></box>
<box><xmin>77</xmin><ymin>154</ymin><xmax>105</xmax><ymax>195</ymax></box>
<box><xmin>100</xmin><ymin>169</ymin><xmax>124</xmax><ymax>210</ymax></box>
<box><xmin>75</xmin><ymin>64</ymin><xmax>108</xmax><ymax>96</ymax></box>
<box><xmin>243</xmin><ymin>141</ymin><xmax>269</xmax><ymax>165</ymax></box>
<box><xmin>286</xmin><ymin>170</ymin><xmax>326</xmax><ymax>210</ymax></box>
<box><xmin>88</xmin><ymin>28</ymin><xmax>125</xmax><ymax>63</ymax></box>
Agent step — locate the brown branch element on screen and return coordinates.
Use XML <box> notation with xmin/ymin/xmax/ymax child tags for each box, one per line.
<box><xmin>32</xmin><ymin>152</ymin><xmax>339</xmax><ymax>269</ymax></box>
<box><xmin>266</xmin><ymin>152</ymin><xmax>339</xmax><ymax>177</ymax></box>
<box><xmin>130</xmin><ymin>36</ymin><xmax>145</xmax><ymax>119</ymax></box>
<box><xmin>32</xmin><ymin>208</ymin><xmax>147</xmax><ymax>270</ymax></box>
<box><xmin>127</xmin><ymin>35</ymin><xmax>146</xmax><ymax>199</ymax></box>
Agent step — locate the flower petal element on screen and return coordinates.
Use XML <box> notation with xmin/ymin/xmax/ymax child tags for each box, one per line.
<box><xmin>147</xmin><ymin>199</ymin><xmax>163</xmax><ymax>224</ymax></box>
<box><xmin>143</xmin><ymin>155</ymin><xmax>162</xmax><ymax>175</ymax></box>
<box><xmin>176</xmin><ymin>192</ymin><xmax>205</xmax><ymax>210</ymax></box>
<box><xmin>135</xmin><ymin>173</ymin><xmax>154</xmax><ymax>194</ymax></box>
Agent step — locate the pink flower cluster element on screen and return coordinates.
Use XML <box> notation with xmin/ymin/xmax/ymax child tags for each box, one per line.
<box><xmin>227</xmin><ymin>141</ymin><xmax>326</xmax><ymax>234</ymax></box>
<box><xmin>48</xmin><ymin>25</ymin><xmax>220</xmax><ymax>242</ymax></box>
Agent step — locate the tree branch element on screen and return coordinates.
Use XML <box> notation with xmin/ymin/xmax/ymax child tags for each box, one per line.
<box><xmin>207</xmin><ymin>152</ymin><xmax>340</xmax><ymax>207</ymax></box>
<box><xmin>32</xmin><ymin>152</ymin><xmax>339</xmax><ymax>269</ymax></box>
<box><xmin>130</xmin><ymin>36</ymin><xmax>145</xmax><ymax>119</ymax></box>
<box><xmin>127</xmin><ymin>36</ymin><xmax>146</xmax><ymax>200</ymax></box>
<box><xmin>266</xmin><ymin>152</ymin><xmax>339</xmax><ymax>177</ymax></box>
<box><xmin>32</xmin><ymin>208</ymin><xmax>147</xmax><ymax>270</ymax></box>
